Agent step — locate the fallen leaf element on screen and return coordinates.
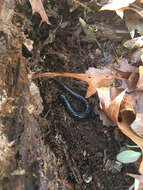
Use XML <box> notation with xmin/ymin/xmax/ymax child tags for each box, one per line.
<box><xmin>112</xmin><ymin>57</ymin><xmax>138</xmax><ymax>78</ymax></box>
<box><xmin>117</xmin><ymin>150</ymin><xmax>142</xmax><ymax>164</ymax></box>
<box><xmin>28</xmin><ymin>0</ymin><xmax>51</xmax><ymax>25</ymax></box>
<box><xmin>117</xmin><ymin>117</ymin><xmax>143</xmax><ymax>174</ymax></box>
<box><xmin>96</xmin><ymin>87</ymin><xmax>126</xmax><ymax>124</ymax></box>
<box><xmin>96</xmin><ymin>83</ymin><xmax>143</xmax><ymax>175</ymax></box>
<box><xmin>96</xmin><ymin>87</ymin><xmax>111</xmax><ymax>112</ymax></box>
<box><xmin>125</xmin><ymin>11</ymin><xmax>143</xmax><ymax>38</ymax></box>
<box><xmin>100</xmin><ymin>0</ymin><xmax>135</xmax><ymax>18</ymax></box>
<box><xmin>100</xmin><ymin>0</ymin><xmax>135</xmax><ymax>11</ymax></box>
<box><xmin>100</xmin><ymin>0</ymin><xmax>143</xmax><ymax>21</ymax></box>
<box><xmin>120</xmin><ymin>93</ymin><xmax>136</xmax><ymax>125</ymax></box>
<box><xmin>85</xmin><ymin>67</ymin><xmax>119</xmax><ymax>97</ymax></box>
<box><xmin>124</xmin><ymin>36</ymin><xmax>143</xmax><ymax>49</ymax></box>
<box><xmin>117</xmin><ymin>93</ymin><xmax>143</xmax><ymax>175</ymax></box>
<box><xmin>126</xmin><ymin>71</ymin><xmax>139</xmax><ymax>90</ymax></box>
<box><xmin>112</xmin><ymin>58</ymin><xmax>139</xmax><ymax>91</ymax></box>
<box><xmin>130</xmin><ymin>48</ymin><xmax>143</xmax><ymax>64</ymax></box>
<box><xmin>127</xmin><ymin>5</ymin><xmax>143</xmax><ymax>18</ymax></box>
<box><xmin>33</xmin><ymin>68</ymin><xmax>120</xmax><ymax>98</ymax></box>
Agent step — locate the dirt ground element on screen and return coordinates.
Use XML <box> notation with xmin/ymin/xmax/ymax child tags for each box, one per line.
<box><xmin>0</xmin><ymin>0</ymin><xmax>139</xmax><ymax>189</ymax></box>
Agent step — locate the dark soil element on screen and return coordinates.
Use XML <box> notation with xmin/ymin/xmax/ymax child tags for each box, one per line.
<box><xmin>0</xmin><ymin>0</ymin><xmax>138</xmax><ymax>189</ymax></box>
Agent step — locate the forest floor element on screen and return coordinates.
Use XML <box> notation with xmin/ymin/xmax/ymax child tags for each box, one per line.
<box><xmin>0</xmin><ymin>0</ymin><xmax>139</xmax><ymax>189</ymax></box>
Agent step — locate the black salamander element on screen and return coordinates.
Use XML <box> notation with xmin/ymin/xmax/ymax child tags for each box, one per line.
<box><xmin>53</xmin><ymin>78</ymin><xmax>90</xmax><ymax>119</ymax></box>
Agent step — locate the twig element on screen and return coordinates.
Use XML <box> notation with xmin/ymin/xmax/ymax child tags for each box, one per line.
<box><xmin>72</xmin><ymin>0</ymin><xmax>94</xmax><ymax>13</ymax></box>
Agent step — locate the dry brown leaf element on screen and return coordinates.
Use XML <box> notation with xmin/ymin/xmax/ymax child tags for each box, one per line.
<box><xmin>125</xmin><ymin>11</ymin><xmax>143</xmax><ymax>38</ymax></box>
<box><xmin>130</xmin><ymin>48</ymin><xmax>143</xmax><ymax>64</ymax></box>
<box><xmin>96</xmin><ymin>87</ymin><xmax>111</xmax><ymax>112</ymax></box>
<box><xmin>85</xmin><ymin>67</ymin><xmax>119</xmax><ymax>97</ymax></box>
<box><xmin>28</xmin><ymin>0</ymin><xmax>51</xmax><ymax>25</ymax></box>
<box><xmin>100</xmin><ymin>0</ymin><xmax>135</xmax><ymax>11</ymax></box>
<box><xmin>96</xmin><ymin>85</ymin><xmax>143</xmax><ymax>174</ymax></box>
<box><xmin>100</xmin><ymin>0</ymin><xmax>143</xmax><ymax>31</ymax></box>
<box><xmin>117</xmin><ymin>113</ymin><xmax>143</xmax><ymax>174</ymax></box>
<box><xmin>117</xmin><ymin>96</ymin><xmax>143</xmax><ymax>175</ymax></box>
<box><xmin>120</xmin><ymin>93</ymin><xmax>136</xmax><ymax>120</ymax></box>
<box><xmin>126</xmin><ymin>71</ymin><xmax>139</xmax><ymax>90</ymax></box>
<box><xmin>99</xmin><ymin>0</ymin><xmax>143</xmax><ymax>39</ymax></box>
<box><xmin>112</xmin><ymin>58</ymin><xmax>138</xmax><ymax>78</ymax></box>
<box><xmin>127</xmin><ymin>5</ymin><xmax>143</xmax><ymax>18</ymax></box>
<box><xmin>96</xmin><ymin>87</ymin><xmax>126</xmax><ymax>124</ymax></box>
<box><xmin>100</xmin><ymin>0</ymin><xmax>135</xmax><ymax>18</ymax></box>
<box><xmin>112</xmin><ymin>58</ymin><xmax>139</xmax><ymax>91</ymax></box>
<box><xmin>124</xmin><ymin>36</ymin><xmax>143</xmax><ymax>49</ymax></box>
<box><xmin>119</xmin><ymin>121</ymin><xmax>143</xmax><ymax>174</ymax></box>
<box><xmin>33</xmin><ymin>69</ymin><xmax>120</xmax><ymax>98</ymax></box>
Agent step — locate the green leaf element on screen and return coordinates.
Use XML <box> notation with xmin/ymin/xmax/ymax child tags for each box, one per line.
<box><xmin>126</xmin><ymin>144</ymin><xmax>140</xmax><ymax>149</ymax></box>
<box><xmin>116</xmin><ymin>150</ymin><xmax>142</xmax><ymax>164</ymax></box>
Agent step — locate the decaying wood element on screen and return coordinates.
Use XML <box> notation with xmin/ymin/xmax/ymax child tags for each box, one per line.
<box><xmin>0</xmin><ymin>1</ymin><xmax>62</xmax><ymax>189</ymax></box>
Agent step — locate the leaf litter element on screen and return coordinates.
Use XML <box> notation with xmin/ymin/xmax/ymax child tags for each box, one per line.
<box><xmin>33</xmin><ymin>55</ymin><xmax>143</xmax><ymax>188</ymax></box>
<box><xmin>9</xmin><ymin>0</ymin><xmax>143</xmax><ymax>189</ymax></box>
<box><xmin>28</xmin><ymin>0</ymin><xmax>143</xmax><ymax>188</ymax></box>
<box><xmin>30</xmin><ymin>4</ymin><xmax>143</xmax><ymax>185</ymax></box>
<box><xmin>28</xmin><ymin>0</ymin><xmax>51</xmax><ymax>25</ymax></box>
